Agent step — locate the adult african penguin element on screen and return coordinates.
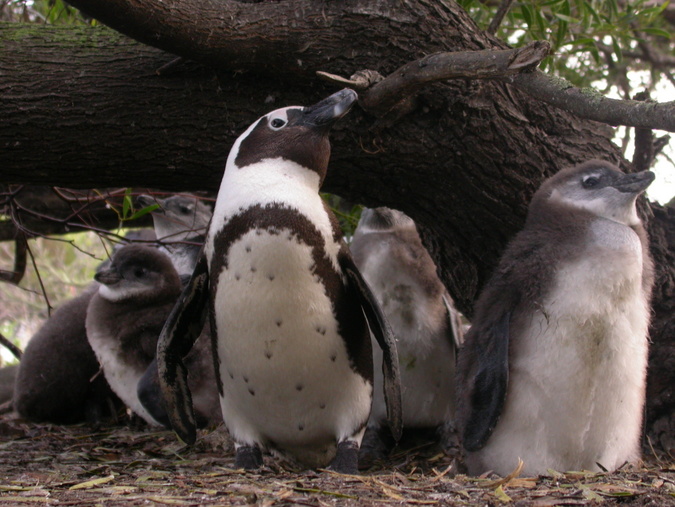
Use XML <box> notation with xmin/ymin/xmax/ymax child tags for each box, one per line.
<box><xmin>157</xmin><ymin>89</ymin><xmax>402</xmax><ymax>473</ymax></box>
<box><xmin>350</xmin><ymin>207</ymin><xmax>463</xmax><ymax>463</ymax></box>
<box><xmin>457</xmin><ymin>160</ymin><xmax>655</xmax><ymax>476</ymax></box>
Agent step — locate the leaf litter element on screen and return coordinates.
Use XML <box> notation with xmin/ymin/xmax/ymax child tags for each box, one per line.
<box><xmin>0</xmin><ymin>414</ymin><xmax>672</xmax><ymax>506</ymax></box>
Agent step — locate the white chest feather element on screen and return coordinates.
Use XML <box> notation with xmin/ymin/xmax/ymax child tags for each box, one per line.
<box><xmin>85</xmin><ymin>314</ymin><xmax>161</xmax><ymax>426</ymax></box>
<box><xmin>206</xmin><ymin>159</ymin><xmax>340</xmax><ymax>272</ymax></box>
<box><xmin>474</xmin><ymin>221</ymin><xmax>650</xmax><ymax>475</ymax></box>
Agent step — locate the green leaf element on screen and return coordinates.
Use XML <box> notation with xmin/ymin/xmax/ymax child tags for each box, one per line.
<box><xmin>127</xmin><ymin>203</ymin><xmax>159</xmax><ymax>221</ymax></box>
<box><xmin>521</xmin><ymin>4</ymin><xmax>534</xmax><ymax>27</ymax></box>
<box><xmin>581</xmin><ymin>0</ymin><xmax>602</xmax><ymax>24</ymax></box>
<box><xmin>611</xmin><ymin>36</ymin><xmax>623</xmax><ymax>63</ymax></box>
<box><xmin>494</xmin><ymin>485</ymin><xmax>512</xmax><ymax>503</ymax></box>
<box><xmin>553</xmin><ymin>13</ymin><xmax>579</xmax><ymax>22</ymax></box>
<box><xmin>641</xmin><ymin>27</ymin><xmax>673</xmax><ymax>39</ymax></box>
<box><xmin>122</xmin><ymin>188</ymin><xmax>133</xmax><ymax>220</ymax></box>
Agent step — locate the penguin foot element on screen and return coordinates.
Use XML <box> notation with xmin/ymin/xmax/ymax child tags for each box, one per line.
<box><xmin>328</xmin><ymin>440</ymin><xmax>359</xmax><ymax>474</ymax></box>
<box><xmin>235</xmin><ymin>445</ymin><xmax>263</xmax><ymax>469</ymax></box>
<box><xmin>358</xmin><ymin>425</ymin><xmax>395</xmax><ymax>469</ymax></box>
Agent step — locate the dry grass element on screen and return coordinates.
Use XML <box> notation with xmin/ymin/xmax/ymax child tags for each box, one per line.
<box><xmin>0</xmin><ymin>415</ymin><xmax>673</xmax><ymax>506</ymax></box>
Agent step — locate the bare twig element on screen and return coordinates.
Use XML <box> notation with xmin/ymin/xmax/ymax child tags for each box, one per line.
<box><xmin>24</xmin><ymin>239</ymin><xmax>52</xmax><ymax>318</ymax></box>
<box><xmin>0</xmin><ymin>235</ymin><xmax>27</xmax><ymax>285</ymax></box>
<box><xmin>0</xmin><ymin>331</ymin><xmax>22</xmax><ymax>360</ymax></box>
<box><xmin>360</xmin><ymin>41</ymin><xmax>551</xmax><ymax>116</ymax></box>
<box><xmin>487</xmin><ymin>0</ymin><xmax>515</xmax><ymax>35</ymax></box>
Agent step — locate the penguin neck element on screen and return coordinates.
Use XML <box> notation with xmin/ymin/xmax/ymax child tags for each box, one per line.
<box><xmin>212</xmin><ymin>158</ymin><xmax>323</xmax><ymax>222</ymax></box>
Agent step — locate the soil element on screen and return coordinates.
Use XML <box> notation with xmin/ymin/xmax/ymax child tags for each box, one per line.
<box><xmin>0</xmin><ymin>414</ymin><xmax>673</xmax><ymax>506</ymax></box>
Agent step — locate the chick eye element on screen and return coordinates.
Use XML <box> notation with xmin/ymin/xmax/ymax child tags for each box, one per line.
<box><xmin>179</xmin><ymin>205</ymin><xmax>192</xmax><ymax>214</ymax></box>
<box><xmin>270</xmin><ymin>118</ymin><xmax>287</xmax><ymax>130</ymax></box>
<box><xmin>582</xmin><ymin>176</ymin><xmax>600</xmax><ymax>188</ymax></box>
<box><xmin>134</xmin><ymin>268</ymin><xmax>146</xmax><ymax>278</ymax></box>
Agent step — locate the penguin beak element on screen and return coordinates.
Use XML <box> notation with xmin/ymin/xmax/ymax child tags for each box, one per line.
<box><xmin>612</xmin><ymin>170</ymin><xmax>655</xmax><ymax>194</ymax></box>
<box><xmin>95</xmin><ymin>266</ymin><xmax>122</xmax><ymax>285</ymax></box>
<box><xmin>301</xmin><ymin>89</ymin><xmax>358</xmax><ymax>129</ymax></box>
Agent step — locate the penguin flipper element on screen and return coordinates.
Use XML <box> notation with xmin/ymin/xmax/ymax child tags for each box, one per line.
<box><xmin>461</xmin><ymin>311</ymin><xmax>510</xmax><ymax>452</ymax></box>
<box><xmin>340</xmin><ymin>252</ymin><xmax>403</xmax><ymax>442</ymax></box>
<box><xmin>137</xmin><ymin>359</ymin><xmax>171</xmax><ymax>428</ymax></box>
<box><xmin>157</xmin><ymin>253</ymin><xmax>210</xmax><ymax>445</ymax></box>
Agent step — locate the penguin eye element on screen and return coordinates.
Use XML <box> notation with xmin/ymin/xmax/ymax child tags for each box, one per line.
<box><xmin>179</xmin><ymin>205</ymin><xmax>192</xmax><ymax>215</ymax></box>
<box><xmin>582</xmin><ymin>176</ymin><xmax>600</xmax><ymax>188</ymax></box>
<box><xmin>270</xmin><ymin>118</ymin><xmax>287</xmax><ymax>130</ymax></box>
<box><xmin>133</xmin><ymin>267</ymin><xmax>146</xmax><ymax>278</ymax></box>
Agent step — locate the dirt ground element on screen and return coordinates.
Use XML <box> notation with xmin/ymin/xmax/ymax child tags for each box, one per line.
<box><xmin>0</xmin><ymin>414</ymin><xmax>673</xmax><ymax>506</ymax></box>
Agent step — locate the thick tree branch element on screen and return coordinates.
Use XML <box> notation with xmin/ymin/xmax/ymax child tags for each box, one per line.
<box><xmin>65</xmin><ymin>0</ymin><xmax>418</xmax><ymax>79</ymax></box>
<box><xmin>64</xmin><ymin>0</ymin><xmax>675</xmax><ymax>133</ymax></box>
<box><xmin>360</xmin><ymin>41</ymin><xmax>551</xmax><ymax>116</ymax></box>
<box><xmin>507</xmin><ymin>71</ymin><xmax>675</xmax><ymax>132</ymax></box>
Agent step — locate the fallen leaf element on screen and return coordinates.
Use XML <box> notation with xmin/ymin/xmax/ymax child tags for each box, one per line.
<box><xmin>494</xmin><ymin>485</ymin><xmax>512</xmax><ymax>503</ymax></box>
<box><xmin>68</xmin><ymin>474</ymin><xmax>115</xmax><ymax>490</ymax></box>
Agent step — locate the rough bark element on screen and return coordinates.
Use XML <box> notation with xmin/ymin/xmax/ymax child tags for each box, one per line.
<box><xmin>1</xmin><ymin>2</ymin><xmax>673</xmax><ymax>445</ymax></box>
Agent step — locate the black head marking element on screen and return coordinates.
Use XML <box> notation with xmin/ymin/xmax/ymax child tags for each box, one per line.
<box><xmin>233</xmin><ymin>89</ymin><xmax>358</xmax><ymax>184</ymax></box>
<box><xmin>235</xmin><ymin>111</ymin><xmax>331</xmax><ymax>182</ymax></box>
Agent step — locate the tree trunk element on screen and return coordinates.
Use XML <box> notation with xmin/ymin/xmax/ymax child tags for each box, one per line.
<box><xmin>1</xmin><ymin>14</ymin><xmax>673</xmax><ymax>446</ymax></box>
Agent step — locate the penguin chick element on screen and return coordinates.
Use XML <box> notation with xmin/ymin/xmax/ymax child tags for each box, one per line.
<box><xmin>457</xmin><ymin>160</ymin><xmax>655</xmax><ymax>476</ymax></box>
<box><xmin>350</xmin><ymin>207</ymin><xmax>462</xmax><ymax>463</ymax></box>
<box><xmin>86</xmin><ymin>245</ymin><xmax>183</xmax><ymax>425</ymax></box>
<box><xmin>157</xmin><ymin>89</ymin><xmax>402</xmax><ymax>474</ymax></box>
<box><xmin>136</xmin><ymin>194</ymin><xmax>212</xmax><ymax>278</ymax></box>
<box><xmin>14</xmin><ymin>284</ymin><xmax>122</xmax><ymax>424</ymax></box>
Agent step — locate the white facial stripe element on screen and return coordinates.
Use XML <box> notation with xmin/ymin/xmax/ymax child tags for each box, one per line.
<box><xmin>268</xmin><ymin>108</ymin><xmax>290</xmax><ymax>126</ymax></box>
<box><xmin>226</xmin><ymin>106</ymin><xmax>302</xmax><ymax>172</ymax></box>
<box><xmin>98</xmin><ymin>282</ymin><xmax>152</xmax><ymax>303</ymax></box>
